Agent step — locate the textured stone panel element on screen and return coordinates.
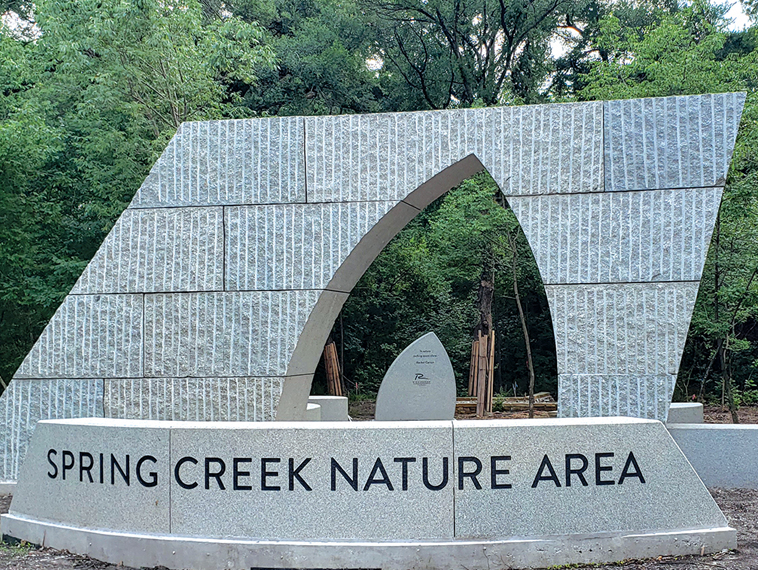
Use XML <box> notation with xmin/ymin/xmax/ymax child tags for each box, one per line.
<box><xmin>144</xmin><ymin>291</ymin><xmax>320</xmax><ymax>378</ymax></box>
<box><xmin>305</xmin><ymin>103</ymin><xmax>603</xmax><ymax>201</ymax></box>
<box><xmin>557</xmin><ymin>374</ymin><xmax>675</xmax><ymax>420</ymax></box>
<box><xmin>15</xmin><ymin>295</ymin><xmax>143</xmax><ymax>379</ymax></box>
<box><xmin>546</xmin><ymin>283</ymin><xmax>698</xmax><ymax>377</ymax></box>
<box><xmin>226</xmin><ymin>201</ymin><xmax>396</xmax><ymax>291</ymax></box>
<box><xmin>605</xmin><ymin>93</ymin><xmax>745</xmax><ymax>191</ymax></box>
<box><xmin>509</xmin><ymin>188</ymin><xmax>722</xmax><ymax>285</ymax></box>
<box><xmin>103</xmin><ymin>377</ymin><xmax>282</xmax><ymax>421</ymax></box>
<box><xmin>10</xmin><ymin>419</ymin><xmax>169</xmax><ymax>533</ymax></box>
<box><xmin>170</xmin><ymin>421</ymin><xmax>454</xmax><ymax>540</ymax></box>
<box><xmin>71</xmin><ymin>207</ymin><xmax>224</xmax><ymax>294</ymax></box>
<box><xmin>453</xmin><ymin>418</ymin><xmax>728</xmax><ymax>539</ymax></box>
<box><xmin>131</xmin><ymin>118</ymin><xmax>305</xmax><ymax>207</ymax></box>
<box><xmin>0</xmin><ymin>379</ymin><xmax>103</xmax><ymax>481</ymax></box>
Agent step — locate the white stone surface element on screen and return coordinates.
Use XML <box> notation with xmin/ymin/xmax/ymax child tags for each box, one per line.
<box><xmin>605</xmin><ymin>93</ymin><xmax>745</xmax><ymax>191</ymax></box>
<box><xmin>669</xmin><ymin>423</ymin><xmax>758</xmax><ymax>488</ymax></box>
<box><xmin>1</xmin><ymin>417</ymin><xmax>736</xmax><ymax>569</ymax></box>
<box><xmin>453</xmin><ymin>418</ymin><xmax>729</xmax><ymax>538</ymax></box>
<box><xmin>169</xmin><ymin>421</ymin><xmax>454</xmax><ymax>540</ymax></box>
<box><xmin>15</xmin><ymin>295</ymin><xmax>143</xmax><ymax>379</ymax></box>
<box><xmin>307</xmin><ymin>396</ymin><xmax>349</xmax><ymax>421</ymax></box>
<box><xmin>548</xmin><ymin>283</ymin><xmax>698</xmax><ymax>375</ymax></box>
<box><xmin>131</xmin><ymin>118</ymin><xmax>306</xmax><ymax>207</ymax></box>
<box><xmin>0</xmin><ymin>379</ymin><xmax>103</xmax><ymax>481</ymax></box>
<box><xmin>143</xmin><ymin>290</ymin><xmax>321</xmax><ymax>378</ymax></box>
<box><xmin>375</xmin><ymin>332</ymin><xmax>456</xmax><ymax>421</ymax></box>
<box><xmin>558</xmin><ymin>374</ymin><xmax>675</xmax><ymax>420</ymax></box>
<box><xmin>0</xmin><ymin>516</ymin><xmax>736</xmax><ymax>570</ymax></box>
<box><xmin>509</xmin><ymin>188</ymin><xmax>722</xmax><ymax>285</ymax></box>
<box><xmin>304</xmin><ymin>402</ymin><xmax>321</xmax><ymax>420</ymax></box>
<box><xmin>103</xmin><ymin>377</ymin><xmax>282</xmax><ymax>422</ymax></box>
<box><xmin>2</xmin><ymin>94</ymin><xmax>746</xmax><ymax>481</ymax></box>
<box><xmin>9</xmin><ymin>419</ymin><xmax>170</xmax><ymax>533</ymax></box>
<box><xmin>71</xmin><ymin>207</ymin><xmax>224</xmax><ymax>294</ymax></box>
<box><xmin>667</xmin><ymin>403</ymin><xmax>704</xmax><ymax>424</ymax></box>
<box><xmin>306</xmin><ymin>103</ymin><xmax>603</xmax><ymax>202</ymax></box>
<box><xmin>226</xmin><ymin>202</ymin><xmax>397</xmax><ymax>291</ymax></box>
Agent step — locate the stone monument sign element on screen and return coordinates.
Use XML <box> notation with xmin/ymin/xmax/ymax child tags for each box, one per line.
<box><xmin>375</xmin><ymin>332</ymin><xmax>456</xmax><ymax>420</ymax></box>
<box><xmin>0</xmin><ymin>93</ymin><xmax>745</xmax><ymax>485</ymax></box>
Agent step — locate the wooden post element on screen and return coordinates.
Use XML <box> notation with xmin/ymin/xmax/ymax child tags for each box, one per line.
<box><xmin>468</xmin><ymin>339</ymin><xmax>478</xmax><ymax>396</ymax></box>
<box><xmin>486</xmin><ymin>330</ymin><xmax>495</xmax><ymax>413</ymax></box>
<box><xmin>476</xmin><ymin>332</ymin><xmax>488</xmax><ymax>418</ymax></box>
<box><xmin>323</xmin><ymin>337</ymin><xmax>342</xmax><ymax>397</ymax></box>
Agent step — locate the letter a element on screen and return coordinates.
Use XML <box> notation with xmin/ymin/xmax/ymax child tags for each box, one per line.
<box><xmin>531</xmin><ymin>455</ymin><xmax>561</xmax><ymax>488</ymax></box>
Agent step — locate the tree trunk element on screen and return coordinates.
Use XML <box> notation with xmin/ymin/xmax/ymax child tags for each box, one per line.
<box><xmin>721</xmin><ymin>338</ymin><xmax>740</xmax><ymax>424</ymax></box>
<box><xmin>510</xmin><ymin>231</ymin><xmax>536</xmax><ymax>418</ymax></box>
<box><xmin>473</xmin><ymin>255</ymin><xmax>495</xmax><ymax>339</ymax></box>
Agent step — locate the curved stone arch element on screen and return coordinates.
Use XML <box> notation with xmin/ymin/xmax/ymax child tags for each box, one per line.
<box><xmin>278</xmin><ymin>154</ymin><xmax>490</xmax><ymax>419</ymax></box>
<box><xmin>0</xmin><ymin>93</ymin><xmax>745</xmax><ymax>482</ymax></box>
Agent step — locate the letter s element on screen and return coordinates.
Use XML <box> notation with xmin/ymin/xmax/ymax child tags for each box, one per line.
<box><xmin>47</xmin><ymin>449</ymin><xmax>58</xmax><ymax>479</ymax></box>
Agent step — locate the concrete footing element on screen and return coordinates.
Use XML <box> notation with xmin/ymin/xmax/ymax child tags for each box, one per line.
<box><xmin>1</xmin><ymin>514</ymin><xmax>736</xmax><ymax>570</ymax></box>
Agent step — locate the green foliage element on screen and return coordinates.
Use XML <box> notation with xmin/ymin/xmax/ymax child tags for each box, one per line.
<box><xmin>367</xmin><ymin>0</ymin><xmax>579</xmax><ymax>108</ymax></box>
<box><xmin>315</xmin><ymin>172</ymin><xmax>556</xmax><ymax>397</ymax></box>
<box><xmin>0</xmin><ymin>0</ymin><xmax>274</xmax><ymax>381</ymax></box>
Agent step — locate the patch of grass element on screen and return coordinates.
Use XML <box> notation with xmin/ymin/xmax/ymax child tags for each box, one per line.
<box><xmin>0</xmin><ymin>538</ymin><xmax>35</xmax><ymax>557</ymax></box>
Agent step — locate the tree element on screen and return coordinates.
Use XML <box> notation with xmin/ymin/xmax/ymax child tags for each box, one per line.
<box><xmin>0</xmin><ymin>0</ymin><xmax>274</xmax><ymax>382</ymax></box>
<box><xmin>368</xmin><ymin>0</ymin><xmax>581</xmax><ymax>109</ymax></box>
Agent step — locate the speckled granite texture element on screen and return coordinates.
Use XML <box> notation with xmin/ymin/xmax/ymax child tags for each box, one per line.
<box><xmin>0</xmin><ymin>93</ymin><xmax>745</xmax><ymax>481</ymax></box>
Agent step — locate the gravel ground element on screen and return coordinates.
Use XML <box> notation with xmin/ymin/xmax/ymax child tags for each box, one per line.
<box><xmin>0</xmin><ymin>489</ymin><xmax>757</xmax><ymax>569</ymax></box>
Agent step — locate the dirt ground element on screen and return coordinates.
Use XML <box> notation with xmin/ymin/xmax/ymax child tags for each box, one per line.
<box><xmin>350</xmin><ymin>400</ymin><xmax>758</xmax><ymax>423</ymax></box>
<box><xmin>1</xmin><ymin>489</ymin><xmax>757</xmax><ymax>569</ymax></box>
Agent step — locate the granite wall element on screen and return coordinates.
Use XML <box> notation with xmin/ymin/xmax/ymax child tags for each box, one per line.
<box><xmin>0</xmin><ymin>93</ymin><xmax>745</xmax><ymax>481</ymax></box>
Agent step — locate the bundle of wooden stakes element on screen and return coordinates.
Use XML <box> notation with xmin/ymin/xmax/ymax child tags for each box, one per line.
<box><xmin>322</xmin><ymin>336</ymin><xmax>344</xmax><ymax>397</ymax></box>
<box><xmin>468</xmin><ymin>330</ymin><xmax>495</xmax><ymax>417</ymax></box>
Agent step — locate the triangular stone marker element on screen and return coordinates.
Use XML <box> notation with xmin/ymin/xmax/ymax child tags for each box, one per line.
<box><xmin>375</xmin><ymin>332</ymin><xmax>456</xmax><ymax>420</ymax></box>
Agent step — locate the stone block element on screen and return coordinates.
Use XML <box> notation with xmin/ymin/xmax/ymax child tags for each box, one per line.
<box><xmin>225</xmin><ymin>202</ymin><xmax>397</xmax><ymax>291</ymax></box>
<box><xmin>169</xmin><ymin>421</ymin><xmax>454</xmax><ymax>540</ymax></box>
<box><xmin>666</xmin><ymin>403</ymin><xmax>704</xmax><ymax>424</ymax></box>
<box><xmin>71</xmin><ymin>207</ymin><xmax>224</xmax><ymax>294</ymax></box>
<box><xmin>547</xmin><ymin>282</ymin><xmax>698</xmax><ymax>377</ymax></box>
<box><xmin>143</xmin><ymin>290</ymin><xmax>321</xmax><ymax>378</ymax></box>
<box><xmin>604</xmin><ymin>93</ymin><xmax>745</xmax><ymax>191</ymax></box>
<box><xmin>15</xmin><ymin>295</ymin><xmax>143</xmax><ymax>379</ymax></box>
<box><xmin>304</xmin><ymin>403</ymin><xmax>321</xmax><ymax>420</ymax></box>
<box><xmin>305</xmin><ymin>103</ymin><xmax>603</xmax><ymax>202</ymax></box>
<box><xmin>375</xmin><ymin>333</ymin><xmax>456</xmax><ymax>421</ymax></box>
<box><xmin>668</xmin><ymin>424</ymin><xmax>758</xmax><ymax>488</ymax></box>
<box><xmin>558</xmin><ymin>374</ymin><xmax>675</xmax><ymax>420</ymax></box>
<box><xmin>307</xmin><ymin>396</ymin><xmax>348</xmax><ymax>421</ymax></box>
<box><xmin>10</xmin><ymin>418</ymin><xmax>170</xmax><ymax>533</ymax></box>
<box><xmin>453</xmin><ymin>418</ymin><xmax>728</xmax><ymax>539</ymax></box>
<box><xmin>509</xmin><ymin>188</ymin><xmax>722</xmax><ymax>285</ymax></box>
<box><xmin>131</xmin><ymin>118</ymin><xmax>305</xmax><ymax>207</ymax></box>
<box><xmin>0</xmin><ymin>379</ymin><xmax>103</xmax><ymax>482</ymax></box>
<box><xmin>103</xmin><ymin>378</ymin><xmax>282</xmax><ymax>422</ymax></box>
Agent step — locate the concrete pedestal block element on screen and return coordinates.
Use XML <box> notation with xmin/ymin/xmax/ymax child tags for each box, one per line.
<box><xmin>666</xmin><ymin>403</ymin><xmax>704</xmax><ymax>424</ymax></box>
<box><xmin>304</xmin><ymin>403</ymin><xmax>321</xmax><ymax>421</ymax></box>
<box><xmin>1</xmin><ymin>417</ymin><xmax>735</xmax><ymax>569</ymax></box>
<box><xmin>307</xmin><ymin>396</ymin><xmax>348</xmax><ymax>421</ymax></box>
